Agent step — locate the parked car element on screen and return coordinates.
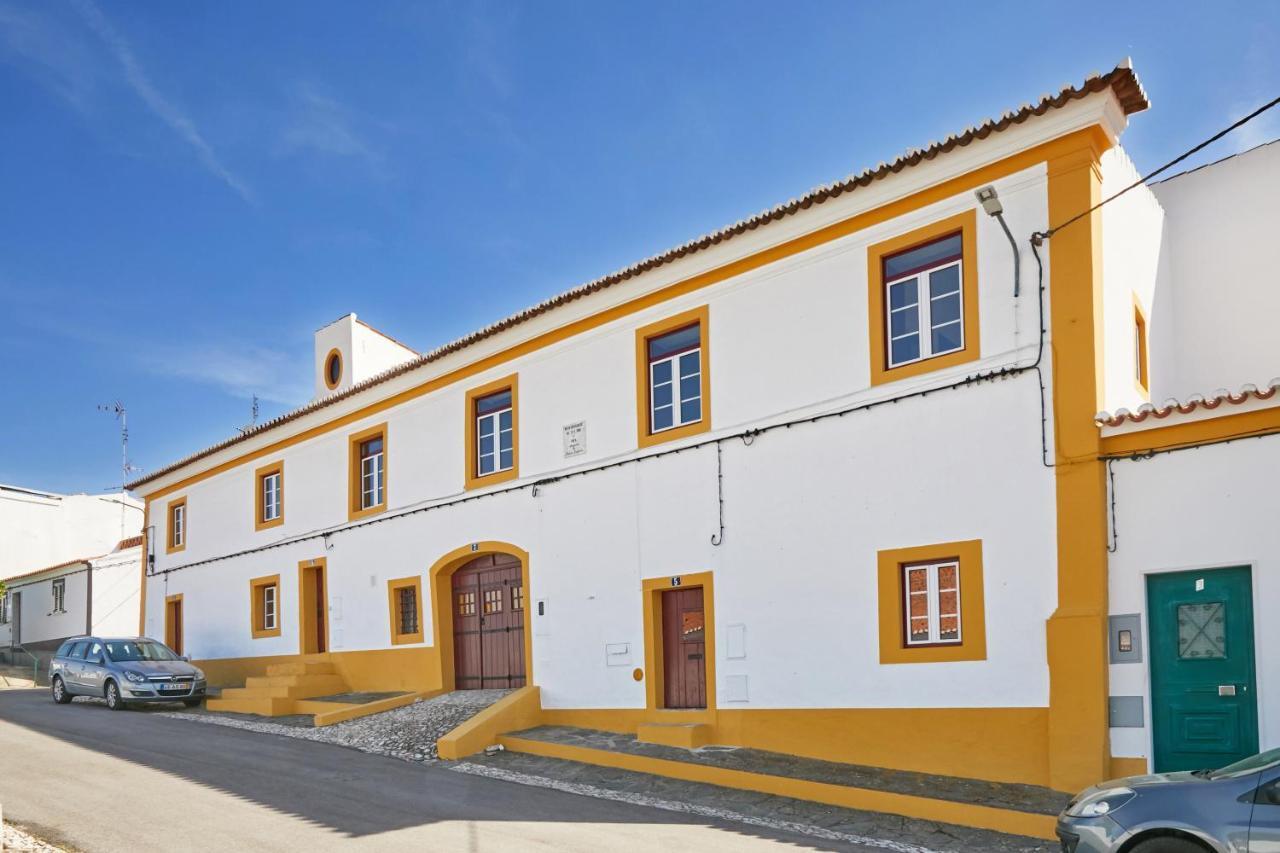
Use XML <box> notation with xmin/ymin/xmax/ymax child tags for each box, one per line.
<box><xmin>49</xmin><ymin>636</ymin><xmax>207</xmax><ymax>711</ymax></box>
<box><xmin>1057</xmin><ymin>748</ymin><xmax>1280</xmax><ymax>852</ymax></box>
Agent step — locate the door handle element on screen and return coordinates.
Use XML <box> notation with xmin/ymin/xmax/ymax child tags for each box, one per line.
<box><xmin>1218</xmin><ymin>685</ymin><xmax>1237</xmax><ymax>697</ymax></box>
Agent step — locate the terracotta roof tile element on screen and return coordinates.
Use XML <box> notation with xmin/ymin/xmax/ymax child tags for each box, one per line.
<box><xmin>127</xmin><ymin>62</ymin><xmax>1149</xmax><ymax>492</ymax></box>
<box><xmin>1096</xmin><ymin>378</ymin><xmax>1280</xmax><ymax>427</ymax></box>
<box><xmin>2</xmin><ymin>557</ymin><xmax>92</xmax><ymax>585</ymax></box>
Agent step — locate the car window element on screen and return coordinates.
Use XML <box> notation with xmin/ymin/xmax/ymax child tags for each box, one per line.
<box><xmin>1211</xmin><ymin>748</ymin><xmax>1280</xmax><ymax>779</ymax></box>
<box><xmin>67</xmin><ymin>642</ymin><xmax>88</xmax><ymax>660</ymax></box>
<box><xmin>104</xmin><ymin>640</ymin><xmax>180</xmax><ymax>662</ymax></box>
<box><xmin>85</xmin><ymin>642</ymin><xmax>104</xmax><ymax>663</ymax></box>
<box><xmin>54</xmin><ymin>641</ymin><xmax>73</xmax><ymax>658</ymax></box>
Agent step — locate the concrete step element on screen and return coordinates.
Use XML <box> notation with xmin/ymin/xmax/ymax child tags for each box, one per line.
<box><xmin>498</xmin><ymin>725</ymin><xmax>1066</xmax><ymax>842</ymax></box>
<box><xmin>205</xmin><ymin>695</ymin><xmax>295</xmax><ymax>716</ymax></box>
<box><xmin>636</xmin><ymin>722</ymin><xmax>713</xmax><ymax>749</ymax></box>
<box><xmin>265</xmin><ymin>660</ymin><xmax>336</xmax><ymax>677</ymax></box>
<box><xmin>218</xmin><ymin>674</ymin><xmax>348</xmax><ymax>701</ymax></box>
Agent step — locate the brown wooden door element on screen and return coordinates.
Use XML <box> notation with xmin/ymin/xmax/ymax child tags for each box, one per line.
<box><xmin>165</xmin><ymin>598</ymin><xmax>183</xmax><ymax>655</ymax></box>
<box><xmin>299</xmin><ymin>562</ymin><xmax>328</xmax><ymax>655</ymax></box>
<box><xmin>452</xmin><ymin>554</ymin><xmax>525</xmax><ymax>690</ymax></box>
<box><xmin>662</xmin><ymin>586</ymin><xmax>706</xmax><ymax>709</ymax></box>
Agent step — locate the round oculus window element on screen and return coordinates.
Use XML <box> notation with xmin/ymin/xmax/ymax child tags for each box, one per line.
<box><xmin>325</xmin><ymin>350</ymin><xmax>343</xmax><ymax>389</ymax></box>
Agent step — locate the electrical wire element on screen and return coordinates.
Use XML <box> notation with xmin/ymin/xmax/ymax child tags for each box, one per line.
<box><xmin>1036</xmin><ymin>93</ymin><xmax>1280</xmax><ymax>242</ymax></box>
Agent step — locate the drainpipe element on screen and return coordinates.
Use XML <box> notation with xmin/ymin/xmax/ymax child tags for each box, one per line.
<box><xmin>86</xmin><ymin>560</ymin><xmax>94</xmax><ymax>636</ymax></box>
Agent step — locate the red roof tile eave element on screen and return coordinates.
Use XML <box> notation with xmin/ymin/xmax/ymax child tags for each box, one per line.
<box><xmin>126</xmin><ymin>63</ymin><xmax>1149</xmax><ymax>493</ymax></box>
<box><xmin>2</xmin><ymin>557</ymin><xmax>93</xmax><ymax>585</ymax></box>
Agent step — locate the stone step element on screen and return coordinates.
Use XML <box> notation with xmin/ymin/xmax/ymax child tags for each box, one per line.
<box><xmin>264</xmin><ymin>660</ymin><xmax>336</xmax><ymax>677</ymax></box>
<box><xmin>218</xmin><ymin>674</ymin><xmax>348</xmax><ymax>701</ymax></box>
<box><xmin>498</xmin><ymin>725</ymin><xmax>1066</xmax><ymax>842</ymax></box>
<box><xmin>206</xmin><ymin>695</ymin><xmax>295</xmax><ymax>716</ymax></box>
<box><xmin>636</xmin><ymin>722</ymin><xmax>712</xmax><ymax>749</ymax></box>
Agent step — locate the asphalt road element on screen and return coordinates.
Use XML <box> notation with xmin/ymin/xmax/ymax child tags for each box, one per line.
<box><xmin>0</xmin><ymin>689</ymin><xmax>870</xmax><ymax>853</ymax></box>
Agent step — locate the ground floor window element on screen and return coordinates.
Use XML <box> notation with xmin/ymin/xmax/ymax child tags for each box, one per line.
<box><xmin>387</xmin><ymin>576</ymin><xmax>424</xmax><ymax>645</ymax></box>
<box><xmin>249</xmin><ymin>575</ymin><xmax>282</xmax><ymax>639</ymax></box>
<box><xmin>52</xmin><ymin>578</ymin><xmax>67</xmax><ymax>613</ymax></box>
<box><xmin>876</xmin><ymin>539</ymin><xmax>987</xmax><ymax>664</ymax></box>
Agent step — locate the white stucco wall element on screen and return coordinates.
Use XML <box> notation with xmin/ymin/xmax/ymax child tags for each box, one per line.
<box><xmin>0</xmin><ymin>547</ymin><xmax>142</xmax><ymax>648</ymax></box>
<box><xmin>0</xmin><ymin>488</ymin><xmax>141</xmax><ymax>580</ymax></box>
<box><xmin>313</xmin><ymin>314</ymin><xmax>417</xmax><ymax>399</ymax></box>
<box><xmin>1150</xmin><ymin>139</ymin><xmax>1280</xmax><ymax>397</ymax></box>
<box><xmin>142</xmin><ymin>162</ymin><xmax>1064</xmax><ymax>711</ymax></box>
<box><xmin>1106</xmin><ymin>406</ymin><xmax>1280</xmax><ymax>764</ymax></box>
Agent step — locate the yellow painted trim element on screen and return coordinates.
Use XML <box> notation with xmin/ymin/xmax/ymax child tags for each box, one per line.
<box><xmin>1101</xmin><ymin>405</ymin><xmax>1280</xmax><ymax>457</ymax></box>
<box><xmin>387</xmin><ymin>575</ymin><xmax>425</xmax><ymax>645</ymax></box>
<box><xmin>136</xmin><ymin>128</ymin><xmax>1113</xmax><ymax>504</ymax></box>
<box><xmin>323</xmin><ymin>347</ymin><xmax>343</xmax><ymax>391</ymax></box>
<box><xmin>641</xmin><ymin>571</ymin><xmax>716</xmax><ymax>720</ymax></box>
<box><xmin>347</xmin><ymin>422</ymin><xmax>388</xmax><ymax>521</ymax></box>
<box><xmin>137</xmin><ymin>499</ymin><xmax>150</xmax><ymax>636</ymax></box>
<box><xmin>249</xmin><ymin>573</ymin><xmax>282</xmax><ymax>639</ymax></box>
<box><xmin>876</xmin><ymin>539</ymin><xmax>986</xmax><ymax>664</ymax></box>
<box><xmin>165</xmin><ymin>496</ymin><xmax>187</xmax><ymax>554</ymax></box>
<box><xmin>1045</xmin><ymin>126</ymin><xmax>1114</xmax><ymax>792</ymax></box>
<box><xmin>253</xmin><ymin>461</ymin><xmax>285</xmax><ymax>532</ymax></box>
<box><xmin>195</xmin><ymin>646</ymin><xmax>440</xmax><ymax>693</ymax></box>
<box><xmin>437</xmin><ymin>685</ymin><xmax>543</xmax><ymax>759</ymax></box>
<box><xmin>1109</xmin><ymin>757</ymin><xmax>1148</xmax><ymax>779</ymax></box>
<box><xmin>314</xmin><ymin>690</ymin><xmax>436</xmax><ymax>727</ymax></box>
<box><xmin>297</xmin><ymin>558</ymin><xmax>329</xmax><ymax>656</ymax></box>
<box><xmin>867</xmin><ymin>209</ymin><xmax>980</xmax><ymax>386</ymax></box>
<box><xmin>463</xmin><ymin>374</ymin><xmax>520</xmax><ymax>490</ymax></box>
<box><xmin>1132</xmin><ymin>295</ymin><xmax>1149</xmax><ymax>397</ymax></box>
<box><xmin>164</xmin><ymin>593</ymin><xmax>184</xmax><ymax>654</ymax></box>
<box><xmin>634</xmin><ymin>305</ymin><xmax>712</xmax><ymax>449</ymax></box>
<box><xmin>428</xmin><ymin>541</ymin><xmax>533</xmax><ymax>692</ymax></box>
<box><xmin>500</xmin><ymin>732</ymin><xmax>1056</xmax><ymax>841</ymax></box>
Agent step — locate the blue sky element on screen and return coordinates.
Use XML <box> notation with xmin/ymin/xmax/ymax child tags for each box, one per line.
<box><xmin>1</xmin><ymin>1</ymin><xmax>1277</xmax><ymax>495</ymax></box>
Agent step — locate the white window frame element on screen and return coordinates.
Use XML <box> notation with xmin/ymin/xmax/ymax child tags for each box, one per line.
<box><xmin>885</xmin><ymin>242</ymin><xmax>965</xmax><ymax>369</ymax></box>
<box><xmin>476</xmin><ymin>397</ymin><xmax>514</xmax><ymax>477</ymax></box>
<box><xmin>52</xmin><ymin>578</ymin><xmax>66</xmax><ymax>614</ymax></box>
<box><xmin>171</xmin><ymin>504</ymin><xmax>185</xmax><ymax>547</ymax></box>
<box><xmin>262</xmin><ymin>584</ymin><xmax>277</xmax><ymax>631</ymax></box>
<box><xmin>902</xmin><ymin>560</ymin><xmax>962</xmax><ymax>646</ymax></box>
<box><xmin>648</xmin><ymin>333</ymin><xmax>702</xmax><ymax>434</ymax></box>
<box><xmin>261</xmin><ymin>471</ymin><xmax>282</xmax><ymax>522</ymax></box>
<box><xmin>360</xmin><ymin>439</ymin><xmax>384</xmax><ymax>510</ymax></box>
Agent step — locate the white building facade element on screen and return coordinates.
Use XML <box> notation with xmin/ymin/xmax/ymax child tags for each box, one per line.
<box><xmin>127</xmin><ymin>65</ymin><xmax>1276</xmax><ymax>793</ymax></box>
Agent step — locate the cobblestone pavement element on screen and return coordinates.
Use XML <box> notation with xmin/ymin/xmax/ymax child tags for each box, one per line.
<box><xmin>156</xmin><ymin>689</ymin><xmax>512</xmax><ymax>761</ymax></box>
<box><xmin>509</xmin><ymin>726</ymin><xmax>1070</xmax><ymax>815</ymax></box>
<box><xmin>456</xmin><ymin>751</ymin><xmax>1057</xmax><ymax>853</ymax></box>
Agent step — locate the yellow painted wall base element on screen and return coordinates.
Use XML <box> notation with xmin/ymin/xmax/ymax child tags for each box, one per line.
<box><xmin>195</xmin><ymin>645</ymin><xmax>442</xmax><ymax>694</ymax></box>
<box><xmin>1109</xmin><ymin>757</ymin><xmax>1149</xmax><ymax>779</ymax></box>
<box><xmin>437</xmin><ymin>686</ymin><xmax>542</xmax><ymax>760</ymax></box>
<box><xmin>500</xmin><ymin>732</ymin><xmax>1057</xmax><ymax>841</ymax></box>
<box><xmin>544</xmin><ymin>706</ymin><xmax>1051</xmax><ymax>787</ymax></box>
<box><xmin>636</xmin><ymin>722</ymin><xmax>713</xmax><ymax>749</ymax></box>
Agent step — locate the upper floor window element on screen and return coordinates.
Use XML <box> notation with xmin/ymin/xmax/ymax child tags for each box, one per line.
<box><xmin>52</xmin><ymin>578</ymin><xmax>67</xmax><ymax>613</ymax></box>
<box><xmin>348</xmin><ymin>423</ymin><xmax>389</xmax><ymax>520</ymax></box>
<box><xmin>867</xmin><ymin>210</ymin><xmax>979</xmax><ymax>386</ymax></box>
<box><xmin>903</xmin><ymin>560</ymin><xmax>961</xmax><ymax>646</ymax></box>
<box><xmin>635</xmin><ymin>306</ymin><xmax>712</xmax><ymax>449</ymax></box>
<box><xmin>464</xmin><ymin>376</ymin><xmax>519</xmax><ymax>490</ymax></box>
<box><xmin>884</xmin><ymin>232</ymin><xmax>965</xmax><ymax>368</ymax></box>
<box><xmin>648</xmin><ymin>324</ymin><xmax>702</xmax><ymax>433</ymax></box>
<box><xmin>324</xmin><ymin>348</ymin><xmax>343</xmax><ymax>391</ymax></box>
<box><xmin>255</xmin><ymin>462</ymin><xmax>284</xmax><ymax>531</ymax></box>
<box><xmin>167</xmin><ymin>498</ymin><xmax>187</xmax><ymax>554</ymax></box>
<box><xmin>475</xmin><ymin>389</ymin><xmax>514</xmax><ymax>477</ymax></box>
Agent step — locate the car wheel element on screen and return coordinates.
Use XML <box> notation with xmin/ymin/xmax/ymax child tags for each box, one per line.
<box><xmin>104</xmin><ymin>680</ymin><xmax>126</xmax><ymax>711</ymax></box>
<box><xmin>51</xmin><ymin>676</ymin><xmax>73</xmax><ymax>705</ymax></box>
<box><xmin>182</xmin><ymin>698</ymin><xmax>202</xmax><ymax>708</ymax></box>
<box><xmin>1130</xmin><ymin>836</ymin><xmax>1210</xmax><ymax>853</ymax></box>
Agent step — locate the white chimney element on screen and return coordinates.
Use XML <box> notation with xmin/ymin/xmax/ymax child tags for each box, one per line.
<box><xmin>314</xmin><ymin>314</ymin><xmax>417</xmax><ymax>400</ymax></box>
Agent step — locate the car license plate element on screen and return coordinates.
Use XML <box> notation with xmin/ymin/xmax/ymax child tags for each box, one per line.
<box><xmin>161</xmin><ymin>683</ymin><xmax>187</xmax><ymax>692</ymax></box>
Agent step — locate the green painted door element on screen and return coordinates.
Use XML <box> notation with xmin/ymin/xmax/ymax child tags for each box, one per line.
<box><xmin>1148</xmin><ymin>566</ymin><xmax>1258</xmax><ymax>772</ymax></box>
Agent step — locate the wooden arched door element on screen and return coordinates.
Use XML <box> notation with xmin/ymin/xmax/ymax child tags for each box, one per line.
<box><xmin>452</xmin><ymin>553</ymin><xmax>526</xmax><ymax>690</ymax></box>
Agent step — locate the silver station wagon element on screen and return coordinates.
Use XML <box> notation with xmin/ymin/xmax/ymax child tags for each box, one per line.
<box><xmin>50</xmin><ymin>636</ymin><xmax>208</xmax><ymax>711</ymax></box>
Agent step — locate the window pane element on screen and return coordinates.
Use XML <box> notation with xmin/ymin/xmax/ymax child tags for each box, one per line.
<box><xmin>361</xmin><ymin>437</ymin><xmax>383</xmax><ymax>458</ymax></box>
<box><xmin>479</xmin><ymin>433</ymin><xmax>494</xmax><ymax>455</ymax></box>
<box><xmin>499</xmin><ymin>448</ymin><xmax>513</xmax><ymax>470</ymax></box>
<box><xmin>680</xmin><ymin>397</ymin><xmax>701</xmax><ymax>424</ymax></box>
<box><xmin>1178</xmin><ymin>602</ymin><xmax>1226</xmax><ymax>659</ymax></box>
<box><xmin>908</xmin><ymin>618</ymin><xmax>930</xmax><ymax>642</ymax></box>
<box><xmin>478</xmin><ymin>417</ymin><xmax>494</xmax><ymax>439</ymax></box>
<box><xmin>890</xmin><ymin>305</ymin><xmax>919</xmax><ymax>338</ymax></box>
<box><xmin>937</xmin><ymin>564</ymin><xmax>957</xmax><ymax>589</ymax></box>
<box><xmin>884</xmin><ymin>233</ymin><xmax>962</xmax><ymax>280</ymax></box>
<box><xmin>891</xmin><ymin>336</ymin><xmax>920</xmax><ymax>365</ymax></box>
<box><xmin>498</xmin><ymin>409</ymin><xmax>512</xmax><ymax>431</ymax></box>
<box><xmin>678</xmin><ymin>350</ymin><xmax>700</xmax><ymax>379</ymax></box>
<box><xmin>648</xmin><ymin>324</ymin><xmax>700</xmax><ymax>360</ymax></box>
<box><xmin>908</xmin><ymin>593</ymin><xmax>928</xmax><ymax>618</ymax></box>
<box><xmin>939</xmin><ymin>590</ymin><xmax>958</xmax><ymax>615</ymax></box>
<box><xmin>478</xmin><ymin>453</ymin><xmax>494</xmax><ymax>475</ymax></box>
<box><xmin>653</xmin><ymin>406</ymin><xmax>674</xmax><ymax>431</ymax></box>
<box><xmin>653</xmin><ymin>381</ymin><xmax>673</xmax><ymax>409</ymax></box>
<box><xmin>939</xmin><ymin>616</ymin><xmax>960</xmax><ymax>641</ymax></box>
<box><xmin>930</xmin><ymin>293</ymin><xmax>961</xmax><ymax>326</ymax></box>
<box><xmin>652</xmin><ymin>359</ymin><xmax>672</xmax><ymax>384</ymax></box>
<box><xmin>679</xmin><ymin>374</ymin><xmax>700</xmax><ymax>403</ymax></box>
<box><xmin>929</xmin><ymin>264</ymin><xmax>961</xmax><ymax>298</ymax></box>
<box><xmin>475</xmin><ymin>390</ymin><xmax>512</xmax><ymax>416</ymax></box>
<box><xmin>932</xmin><ymin>322</ymin><xmax>963</xmax><ymax>354</ymax></box>
<box><xmin>888</xmin><ymin>278</ymin><xmax>918</xmax><ymax>310</ymax></box>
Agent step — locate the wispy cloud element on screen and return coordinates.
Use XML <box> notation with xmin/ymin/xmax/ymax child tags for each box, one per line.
<box><xmin>69</xmin><ymin>0</ymin><xmax>255</xmax><ymax>203</ymax></box>
<box><xmin>0</xmin><ymin>3</ymin><xmax>99</xmax><ymax>111</ymax></box>
<box><xmin>278</xmin><ymin>83</ymin><xmax>385</xmax><ymax>172</ymax></box>
<box><xmin>1226</xmin><ymin>24</ymin><xmax>1280</xmax><ymax>154</ymax></box>
<box><xmin>136</xmin><ymin>341</ymin><xmax>310</xmax><ymax>406</ymax></box>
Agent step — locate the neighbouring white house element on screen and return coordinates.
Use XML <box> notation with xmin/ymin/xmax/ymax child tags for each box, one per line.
<box><xmin>0</xmin><ymin>537</ymin><xmax>144</xmax><ymax>661</ymax></box>
<box><xmin>0</xmin><ymin>483</ymin><xmax>142</xmax><ymax>578</ymax></box>
<box><xmin>124</xmin><ymin>62</ymin><xmax>1277</xmax><ymax>795</ymax></box>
